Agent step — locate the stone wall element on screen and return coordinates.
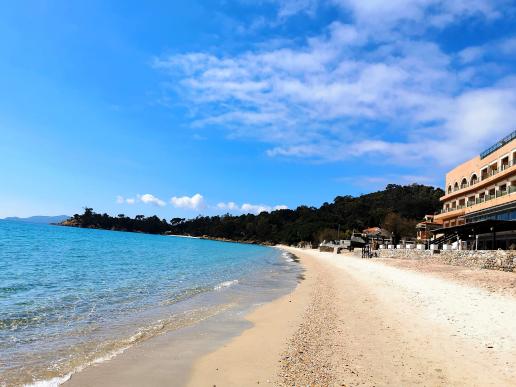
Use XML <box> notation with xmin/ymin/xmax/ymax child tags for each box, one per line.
<box><xmin>377</xmin><ymin>249</ymin><xmax>516</xmax><ymax>272</ymax></box>
<box><xmin>319</xmin><ymin>245</ymin><xmax>335</xmax><ymax>253</ymax></box>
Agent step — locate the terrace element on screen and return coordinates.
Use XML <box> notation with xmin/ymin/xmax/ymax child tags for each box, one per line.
<box><xmin>441</xmin><ymin>153</ymin><xmax>516</xmax><ymax>201</ymax></box>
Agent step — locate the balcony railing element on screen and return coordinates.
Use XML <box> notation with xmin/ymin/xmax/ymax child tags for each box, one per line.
<box><xmin>441</xmin><ymin>186</ymin><xmax>516</xmax><ymax>213</ymax></box>
<box><xmin>448</xmin><ymin>158</ymin><xmax>516</xmax><ymax>195</ymax></box>
<box><xmin>481</xmin><ymin>159</ymin><xmax>516</xmax><ymax>180</ymax></box>
<box><xmin>480</xmin><ymin>129</ymin><xmax>516</xmax><ymax>159</ymax></box>
<box><xmin>440</xmin><ymin>206</ymin><xmax>461</xmax><ymax>214</ymax></box>
<box><xmin>496</xmin><ymin>190</ymin><xmax>508</xmax><ymax>198</ymax></box>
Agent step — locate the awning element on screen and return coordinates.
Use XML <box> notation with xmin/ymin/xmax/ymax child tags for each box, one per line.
<box><xmin>432</xmin><ymin>219</ymin><xmax>516</xmax><ymax>238</ymax></box>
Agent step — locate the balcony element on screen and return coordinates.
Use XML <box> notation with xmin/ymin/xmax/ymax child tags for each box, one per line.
<box><xmin>440</xmin><ymin>206</ymin><xmax>463</xmax><ymax>214</ymax></box>
<box><xmin>496</xmin><ymin>190</ymin><xmax>508</xmax><ymax>198</ymax></box>
<box><xmin>481</xmin><ymin>158</ymin><xmax>516</xmax><ymax>180</ymax></box>
<box><xmin>442</xmin><ymin>158</ymin><xmax>516</xmax><ymax>200</ymax></box>
<box><xmin>485</xmin><ymin>194</ymin><xmax>496</xmax><ymax>201</ymax></box>
<box><xmin>440</xmin><ymin>187</ymin><xmax>516</xmax><ymax>215</ymax></box>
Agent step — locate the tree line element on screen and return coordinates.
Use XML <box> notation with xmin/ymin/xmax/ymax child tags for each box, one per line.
<box><xmin>63</xmin><ymin>184</ymin><xmax>444</xmax><ymax>245</ymax></box>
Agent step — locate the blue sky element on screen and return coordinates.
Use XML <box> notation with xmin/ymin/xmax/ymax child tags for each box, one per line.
<box><xmin>1</xmin><ymin>0</ymin><xmax>516</xmax><ymax>218</ymax></box>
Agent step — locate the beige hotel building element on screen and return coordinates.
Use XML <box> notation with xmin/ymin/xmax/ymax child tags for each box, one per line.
<box><xmin>433</xmin><ymin>131</ymin><xmax>516</xmax><ymax>249</ymax></box>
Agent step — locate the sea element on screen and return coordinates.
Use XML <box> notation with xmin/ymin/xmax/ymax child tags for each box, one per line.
<box><xmin>0</xmin><ymin>220</ymin><xmax>301</xmax><ymax>386</ymax></box>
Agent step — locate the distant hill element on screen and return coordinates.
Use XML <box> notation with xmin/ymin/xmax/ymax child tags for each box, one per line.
<box><xmin>63</xmin><ymin>184</ymin><xmax>444</xmax><ymax>244</ymax></box>
<box><xmin>3</xmin><ymin>215</ymin><xmax>70</xmax><ymax>224</ymax></box>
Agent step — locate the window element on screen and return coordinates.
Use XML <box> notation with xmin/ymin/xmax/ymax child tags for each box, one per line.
<box><xmin>460</xmin><ymin>178</ymin><xmax>468</xmax><ymax>189</ymax></box>
<box><xmin>478</xmin><ymin>192</ymin><xmax>485</xmax><ymax>203</ymax></box>
<box><xmin>470</xmin><ymin>174</ymin><xmax>478</xmax><ymax>185</ymax></box>
<box><xmin>497</xmin><ymin>184</ymin><xmax>508</xmax><ymax>198</ymax></box>
<box><xmin>496</xmin><ymin>212</ymin><xmax>510</xmax><ymax>221</ymax></box>
<box><xmin>448</xmin><ymin>185</ymin><xmax>452</xmax><ymax>194</ymax></box>
<box><xmin>501</xmin><ymin>156</ymin><xmax>510</xmax><ymax>170</ymax></box>
<box><xmin>481</xmin><ymin>168</ymin><xmax>488</xmax><ymax>180</ymax></box>
<box><xmin>454</xmin><ymin>182</ymin><xmax>459</xmax><ymax>191</ymax></box>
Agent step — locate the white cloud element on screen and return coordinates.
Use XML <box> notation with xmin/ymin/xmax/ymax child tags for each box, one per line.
<box><xmin>170</xmin><ymin>193</ymin><xmax>205</xmax><ymax>210</ymax></box>
<box><xmin>155</xmin><ymin>1</ymin><xmax>516</xmax><ymax>170</ymax></box>
<box><xmin>277</xmin><ymin>0</ymin><xmax>318</xmax><ymax>18</ymax></box>
<box><xmin>332</xmin><ymin>0</ymin><xmax>501</xmax><ymax>31</ymax></box>
<box><xmin>217</xmin><ymin>201</ymin><xmax>288</xmax><ymax>214</ymax></box>
<box><xmin>240</xmin><ymin>203</ymin><xmax>272</xmax><ymax>214</ymax></box>
<box><xmin>138</xmin><ymin>193</ymin><xmax>166</xmax><ymax>207</ymax></box>
<box><xmin>458</xmin><ymin>35</ymin><xmax>516</xmax><ymax>64</ymax></box>
<box><xmin>500</xmin><ymin>37</ymin><xmax>516</xmax><ymax>54</ymax></box>
<box><xmin>458</xmin><ymin>46</ymin><xmax>486</xmax><ymax>64</ymax></box>
<box><xmin>116</xmin><ymin>195</ymin><xmax>137</xmax><ymax>205</ymax></box>
<box><xmin>265</xmin><ymin>0</ymin><xmax>502</xmax><ymax>29</ymax></box>
<box><xmin>217</xmin><ymin>201</ymin><xmax>239</xmax><ymax>210</ymax></box>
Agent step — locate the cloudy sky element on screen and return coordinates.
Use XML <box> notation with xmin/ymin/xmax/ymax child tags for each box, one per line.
<box><xmin>1</xmin><ymin>0</ymin><xmax>515</xmax><ymax>218</ymax></box>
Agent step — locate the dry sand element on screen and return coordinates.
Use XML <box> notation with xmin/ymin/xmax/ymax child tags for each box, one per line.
<box><xmin>188</xmin><ymin>247</ymin><xmax>516</xmax><ymax>386</ymax></box>
<box><xmin>66</xmin><ymin>247</ymin><xmax>516</xmax><ymax>386</ymax></box>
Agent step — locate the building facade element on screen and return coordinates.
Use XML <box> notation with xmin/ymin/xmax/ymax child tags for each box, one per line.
<box><xmin>416</xmin><ymin>215</ymin><xmax>441</xmax><ymax>241</ymax></box>
<box><xmin>434</xmin><ymin>131</ymin><xmax>516</xmax><ymax>249</ymax></box>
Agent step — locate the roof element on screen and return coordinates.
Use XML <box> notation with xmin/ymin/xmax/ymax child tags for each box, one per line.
<box><xmin>351</xmin><ymin>235</ymin><xmax>366</xmax><ymax>244</ymax></box>
<box><xmin>416</xmin><ymin>221</ymin><xmax>442</xmax><ymax>228</ymax></box>
<box><xmin>480</xmin><ymin>129</ymin><xmax>516</xmax><ymax>159</ymax></box>
<box><xmin>362</xmin><ymin>227</ymin><xmax>391</xmax><ymax>237</ymax></box>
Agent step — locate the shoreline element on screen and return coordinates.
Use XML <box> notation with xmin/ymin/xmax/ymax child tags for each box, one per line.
<box><xmin>59</xmin><ymin>246</ymin><xmax>301</xmax><ymax>387</ymax></box>
<box><xmin>188</xmin><ymin>247</ymin><xmax>516</xmax><ymax>386</ymax></box>
<box><xmin>186</xmin><ymin>247</ymin><xmax>313</xmax><ymax>386</ymax></box>
<box><xmin>58</xmin><ymin>222</ymin><xmax>276</xmax><ymax>245</ymax></box>
<box><xmin>41</xmin><ymin>247</ymin><xmax>516</xmax><ymax>386</ymax></box>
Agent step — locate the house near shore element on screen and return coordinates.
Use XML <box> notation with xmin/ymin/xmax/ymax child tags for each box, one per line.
<box><xmin>363</xmin><ymin>227</ymin><xmax>392</xmax><ymax>249</ymax></box>
<box><xmin>416</xmin><ymin>215</ymin><xmax>441</xmax><ymax>241</ymax></box>
<box><xmin>362</xmin><ymin>227</ymin><xmax>391</xmax><ymax>241</ymax></box>
<box><xmin>433</xmin><ymin>129</ymin><xmax>516</xmax><ymax>250</ymax></box>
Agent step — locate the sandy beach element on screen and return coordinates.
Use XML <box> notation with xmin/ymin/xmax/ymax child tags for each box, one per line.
<box><xmin>65</xmin><ymin>247</ymin><xmax>516</xmax><ymax>386</ymax></box>
<box><xmin>188</xmin><ymin>247</ymin><xmax>516</xmax><ymax>386</ymax></box>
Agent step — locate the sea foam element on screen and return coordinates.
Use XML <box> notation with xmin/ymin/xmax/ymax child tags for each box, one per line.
<box><xmin>214</xmin><ymin>279</ymin><xmax>239</xmax><ymax>290</ymax></box>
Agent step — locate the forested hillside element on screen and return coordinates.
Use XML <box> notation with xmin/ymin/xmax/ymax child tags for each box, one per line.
<box><xmin>63</xmin><ymin>184</ymin><xmax>444</xmax><ymax>245</ymax></box>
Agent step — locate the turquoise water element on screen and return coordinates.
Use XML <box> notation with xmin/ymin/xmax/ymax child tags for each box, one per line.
<box><xmin>0</xmin><ymin>221</ymin><xmax>299</xmax><ymax>386</ymax></box>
